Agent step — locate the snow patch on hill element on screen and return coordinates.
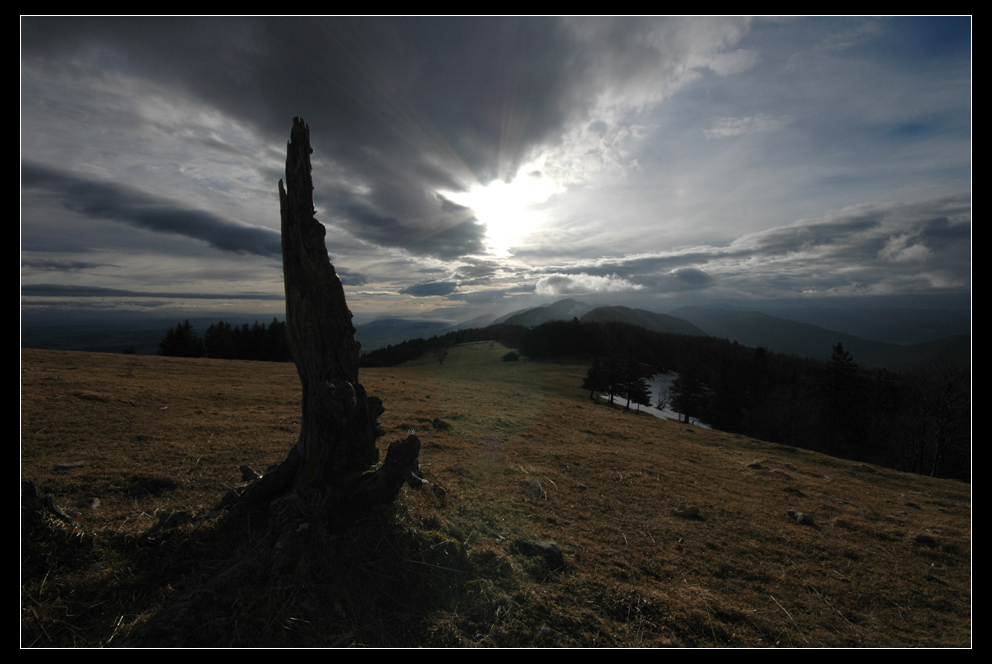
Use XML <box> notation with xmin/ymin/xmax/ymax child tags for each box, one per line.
<box><xmin>601</xmin><ymin>372</ymin><xmax>711</xmax><ymax>428</ymax></box>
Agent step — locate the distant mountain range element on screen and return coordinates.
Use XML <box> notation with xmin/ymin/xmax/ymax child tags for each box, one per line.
<box><xmin>668</xmin><ymin>307</ymin><xmax>970</xmax><ymax>369</ymax></box>
<box><xmin>350</xmin><ymin>300</ymin><xmax>969</xmax><ymax>369</ymax></box>
<box><xmin>750</xmin><ymin>306</ymin><xmax>970</xmax><ymax>346</ymax></box>
<box><xmin>22</xmin><ymin>298</ymin><xmax>969</xmax><ymax>370</ymax></box>
<box><xmin>498</xmin><ymin>298</ymin><xmax>595</xmax><ymax>327</ymax></box>
<box><xmin>354</xmin><ymin>318</ymin><xmax>453</xmax><ymax>353</ymax></box>
<box><xmin>579</xmin><ymin>306</ymin><xmax>706</xmax><ymax>337</ymax></box>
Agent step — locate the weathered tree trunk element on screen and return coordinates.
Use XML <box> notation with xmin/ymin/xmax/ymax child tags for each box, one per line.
<box><xmin>279</xmin><ymin>117</ymin><xmax>381</xmax><ymax>487</ymax></box>
<box><xmin>121</xmin><ymin>119</ymin><xmax>425</xmax><ymax>645</ymax></box>
<box><xmin>237</xmin><ymin>117</ymin><xmax>420</xmax><ymax>522</ymax></box>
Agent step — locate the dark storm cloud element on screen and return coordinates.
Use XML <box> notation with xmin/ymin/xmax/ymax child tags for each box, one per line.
<box><xmin>21</xmin><ymin>284</ymin><xmax>284</xmax><ymax>300</ymax></box>
<box><xmin>672</xmin><ymin>268</ymin><xmax>715</xmax><ymax>286</ymax></box>
<box><xmin>21</xmin><ymin>17</ymin><xmax>738</xmax><ymax>262</ymax></box>
<box><xmin>328</xmin><ymin>202</ymin><xmax>486</xmax><ymax>260</ymax></box>
<box><xmin>323</xmin><ymin>187</ymin><xmax>485</xmax><ymax>258</ymax></box>
<box><xmin>22</xmin><ymin>162</ymin><xmax>281</xmax><ymax>258</ymax></box>
<box><xmin>21</xmin><ymin>18</ymin><xmax>562</xmax><ymax>261</ymax></box>
<box><xmin>411</xmin><ymin>219</ymin><xmax>488</xmax><ymax>259</ymax></box>
<box><xmin>334</xmin><ymin>266</ymin><xmax>367</xmax><ymax>286</ymax></box>
<box><xmin>453</xmin><ymin>258</ymin><xmax>502</xmax><ymax>285</ymax></box>
<box><xmin>399</xmin><ymin>281</ymin><xmax>459</xmax><ymax>297</ymax></box>
<box><xmin>21</xmin><ymin>299</ymin><xmax>170</xmax><ymax>311</ymax></box>
<box><xmin>20</xmin><ymin>17</ymin><xmax>971</xmax><ymax>318</ymax></box>
<box><xmin>918</xmin><ymin>217</ymin><xmax>971</xmax><ymax>245</ymax></box>
<box><xmin>22</xmin><ymin>258</ymin><xmax>118</xmax><ymax>272</ymax></box>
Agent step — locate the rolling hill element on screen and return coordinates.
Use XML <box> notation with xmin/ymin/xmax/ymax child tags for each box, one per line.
<box><xmin>669</xmin><ymin>307</ymin><xmax>970</xmax><ymax>369</ymax></box>
<box><xmin>498</xmin><ymin>298</ymin><xmax>596</xmax><ymax>327</ymax></box>
<box><xmin>21</xmin><ymin>347</ymin><xmax>971</xmax><ymax>646</ymax></box>
<box><xmin>580</xmin><ymin>305</ymin><xmax>706</xmax><ymax>337</ymax></box>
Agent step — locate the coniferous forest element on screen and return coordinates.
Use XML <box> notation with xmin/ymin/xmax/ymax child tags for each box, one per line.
<box><xmin>159</xmin><ymin>317</ymin><xmax>969</xmax><ymax>482</ymax></box>
<box><xmin>158</xmin><ymin>319</ymin><xmax>292</xmax><ymax>363</ymax></box>
<box><xmin>359</xmin><ymin>319</ymin><xmax>970</xmax><ymax>482</ymax></box>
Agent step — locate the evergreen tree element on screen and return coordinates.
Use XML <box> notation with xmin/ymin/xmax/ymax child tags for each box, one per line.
<box><xmin>265</xmin><ymin>318</ymin><xmax>292</xmax><ymax>362</ymax></box>
<box><xmin>824</xmin><ymin>343</ymin><xmax>864</xmax><ymax>458</ymax></box>
<box><xmin>621</xmin><ymin>356</ymin><xmax>653</xmax><ymax>411</ymax></box>
<box><xmin>627</xmin><ymin>375</ymin><xmax>653</xmax><ymax>412</ymax></box>
<box><xmin>582</xmin><ymin>357</ymin><xmax>609</xmax><ymax>400</ymax></box>
<box><xmin>904</xmin><ymin>360</ymin><xmax>970</xmax><ymax>479</ymax></box>
<box><xmin>671</xmin><ymin>370</ymin><xmax>706</xmax><ymax>423</ymax></box>
<box><xmin>204</xmin><ymin>321</ymin><xmax>234</xmax><ymax>359</ymax></box>
<box><xmin>604</xmin><ymin>353</ymin><xmax>626</xmax><ymax>405</ymax></box>
<box><xmin>158</xmin><ymin>320</ymin><xmax>205</xmax><ymax>358</ymax></box>
<box><xmin>711</xmin><ymin>355</ymin><xmax>747</xmax><ymax>432</ymax></box>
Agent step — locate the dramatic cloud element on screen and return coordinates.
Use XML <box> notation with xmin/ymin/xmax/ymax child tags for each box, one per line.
<box><xmin>516</xmin><ymin>192</ymin><xmax>970</xmax><ymax>302</ymax></box>
<box><xmin>22</xmin><ymin>259</ymin><xmax>118</xmax><ymax>272</ymax></box>
<box><xmin>452</xmin><ymin>258</ymin><xmax>504</xmax><ymax>286</ymax></box>
<box><xmin>399</xmin><ymin>281</ymin><xmax>459</xmax><ymax>297</ymax></box>
<box><xmin>535</xmin><ymin>273</ymin><xmax>644</xmax><ymax>296</ymax></box>
<box><xmin>21</xmin><ymin>18</ymin><xmax>756</xmax><ymax>263</ymax></box>
<box><xmin>21</xmin><ymin>284</ymin><xmax>283</xmax><ymax>300</ymax></box>
<box><xmin>22</xmin><ymin>162</ymin><xmax>281</xmax><ymax>258</ymax></box>
<box><xmin>20</xmin><ymin>18</ymin><xmax>971</xmax><ymax>321</ymax></box>
<box><xmin>334</xmin><ymin>267</ymin><xmax>368</xmax><ymax>286</ymax></box>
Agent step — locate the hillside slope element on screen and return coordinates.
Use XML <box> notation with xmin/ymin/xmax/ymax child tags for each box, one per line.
<box><xmin>581</xmin><ymin>305</ymin><xmax>706</xmax><ymax>336</ymax></box>
<box><xmin>671</xmin><ymin>307</ymin><xmax>905</xmax><ymax>368</ymax></box>
<box><xmin>21</xmin><ymin>347</ymin><xmax>971</xmax><ymax>646</ymax></box>
<box><xmin>500</xmin><ymin>298</ymin><xmax>595</xmax><ymax>327</ymax></box>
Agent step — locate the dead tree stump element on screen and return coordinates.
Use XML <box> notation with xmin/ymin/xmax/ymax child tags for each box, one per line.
<box><xmin>121</xmin><ymin>119</ymin><xmax>426</xmax><ymax>645</ymax></box>
<box><xmin>236</xmin><ymin>117</ymin><xmax>420</xmax><ymax>525</ymax></box>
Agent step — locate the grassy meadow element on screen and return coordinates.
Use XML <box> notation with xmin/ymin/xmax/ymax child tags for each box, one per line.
<box><xmin>21</xmin><ymin>344</ymin><xmax>971</xmax><ymax>646</ymax></box>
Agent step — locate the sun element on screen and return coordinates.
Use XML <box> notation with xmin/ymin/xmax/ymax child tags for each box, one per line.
<box><xmin>443</xmin><ymin>172</ymin><xmax>559</xmax><ymax>256</ymax></box>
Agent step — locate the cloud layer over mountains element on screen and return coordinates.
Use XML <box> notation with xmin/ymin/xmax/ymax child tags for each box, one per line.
<box><xmin>21</xmin><ymin>17</ymin><xmax>971</xmax><ymax>321</ymax></box>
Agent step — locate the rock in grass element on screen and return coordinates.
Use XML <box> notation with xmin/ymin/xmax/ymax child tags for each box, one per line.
<box><xmin>787</xmin><ymin>509</ymin><xmax>814</xmax><ymax>525</ymax></box>
<box><xmin>129</xmin><ymin>475</ymin><xmax>179</xmax><ymax>495</ymax></box>
<box><xmin>512</xmin><ymin>539</ymin><xmax>564</xmax><ymax>569</ymax></box>
<box><xmin>240</xmin><ymin>465</ymin><xmax>261</xmax><ymax>482</ymax></box>
<box><xmin>673</xmin><ymin>505</ymin><xmax>700</xmax><ymax>519</ymax></box>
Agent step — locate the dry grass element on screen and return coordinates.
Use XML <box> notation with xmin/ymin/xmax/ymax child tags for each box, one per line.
<box><xmin>21</xmin><ymin>345</ymin><xmax>971</xmax><ymax>647</ymax></box>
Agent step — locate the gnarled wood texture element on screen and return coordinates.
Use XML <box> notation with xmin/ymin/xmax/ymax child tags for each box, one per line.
<box><xmin>279</xmin><ymin>118</ymin><xmax>378</xmax><ymax>488</ymax></box>
<box><xmin>277</xmin><ymin>117</ymin><xmax>419</xmax><ymax>507</ymax></box>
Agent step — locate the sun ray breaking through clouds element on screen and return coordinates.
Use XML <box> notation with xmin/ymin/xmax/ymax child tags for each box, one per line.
<box><xmin>21</xmin><ymin>17</ymin><xmax>970</xmax><ymax>322</ymax></box>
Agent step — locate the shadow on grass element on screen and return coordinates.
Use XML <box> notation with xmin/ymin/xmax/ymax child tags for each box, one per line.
<box><xmin>23</xmin><ymin>493</ymin><xmax>547</xmax><ymax>647</ymax></box>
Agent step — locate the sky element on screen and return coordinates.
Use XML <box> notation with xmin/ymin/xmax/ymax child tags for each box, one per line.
<box><xmin>21</xmin><ymin>17</ymin><xmax>972</xmax><ymax>326</ymax></box>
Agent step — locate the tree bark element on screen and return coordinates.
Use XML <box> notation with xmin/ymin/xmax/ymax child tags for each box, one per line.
<box><xmin>121</xmin><ymin>119</ymin><xmax>425</xmax><ymax>645</ymax></box>
<box><xmin>279</xmin><ymin>117</ymin><xmax>381</xmax><ymax>486</ymax></box>
<box><xmin>237</xmin><ymin>117</ymin><xmax>420</xmax><ymax>520</ymax></box>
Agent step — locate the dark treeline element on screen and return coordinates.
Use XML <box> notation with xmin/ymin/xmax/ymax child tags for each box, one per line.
<box><xmin>158</xmin><ymin>318</ymin><xmax>292</xmax><ymax>362</ymax></box>
<box><xmin>358</xmin><ymin>324</ymin><xmax>526</xmax><ymax>367</ymax></box>
<box><xmin>363</xmin><ymin>318</ymin><xmax>971</xmax><ymax>482</ymax></box>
